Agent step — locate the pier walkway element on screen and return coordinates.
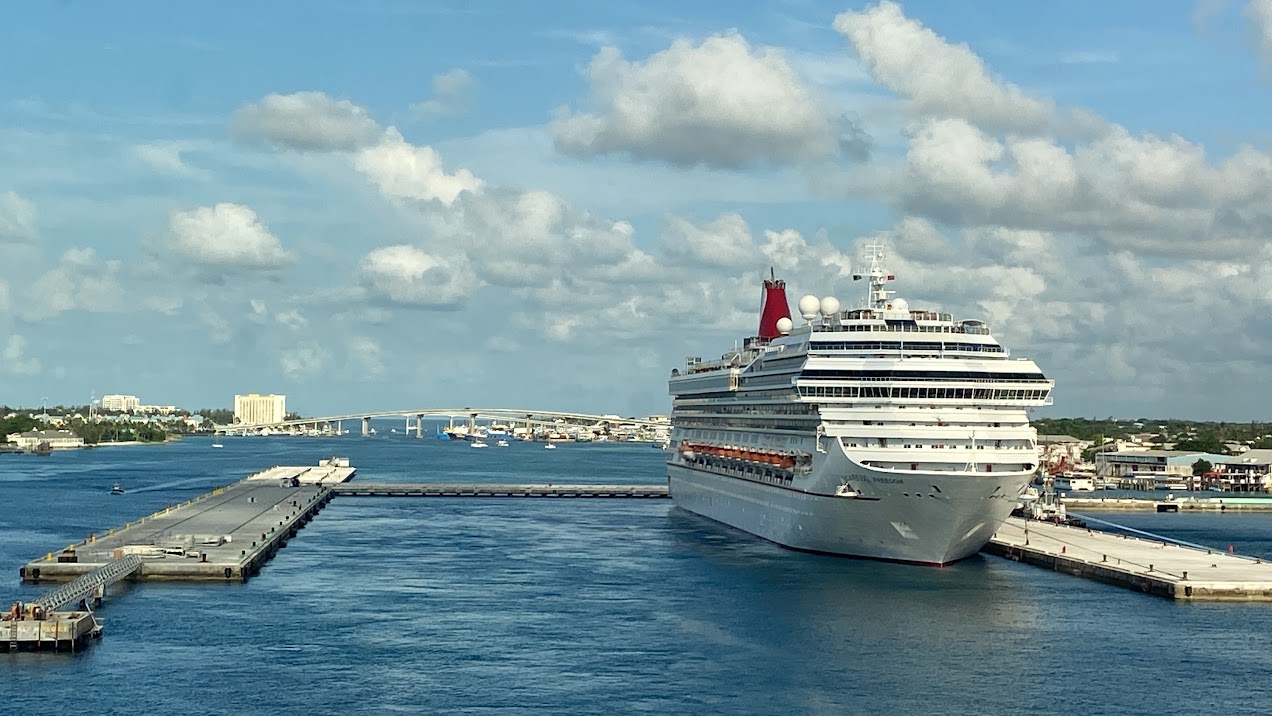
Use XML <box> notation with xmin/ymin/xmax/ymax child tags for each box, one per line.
<box><xmin>985</xmin><ymin>517</ymin><xmax>1272</xmax><ymax>600</ymax></box>
<box><xmin>333</xmin><ymin>483</ymin><xmax>670</xmax><ymax>498</ymax></box>
<box><xmin>1061</xmin><ymin>496</ymin><xmax>1272</xmax><ymax>512</ymax></box>
<box><xmin>21</xmin><ymin>460</ymin><xmax>354</xmax><ymax>584</ymax></box>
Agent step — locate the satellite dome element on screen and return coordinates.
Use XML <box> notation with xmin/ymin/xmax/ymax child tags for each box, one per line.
<box><xmin>776</xmin><ymin>317</ymin><xmax>793</xmax><ymax>334</ymax></box>
<box><xmin>891</xmin><ymin>298</ymin><xmax>909</xmax><ymax>313</ymax></box>
<box><xmin>820</xmin><ymin>296</ymin><xmax>841</xmax><ymax>316</ymax></box>
<box><xmin>798</xmin><ymin>294</ymin><xmax>820</xmax><ymax>320</ymax></box>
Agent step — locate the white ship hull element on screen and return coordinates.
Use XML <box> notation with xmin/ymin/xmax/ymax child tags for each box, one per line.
<box><xmin>668</xmin><ymin>445</ymin><xmax>1028</xmax><ymax>565</ymax></box>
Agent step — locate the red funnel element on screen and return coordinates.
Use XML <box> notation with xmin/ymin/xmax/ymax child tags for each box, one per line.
<box><xmin>758</xmin><ymin>271</ymin><xmax>791</xmax><ymax>340</ymax></box>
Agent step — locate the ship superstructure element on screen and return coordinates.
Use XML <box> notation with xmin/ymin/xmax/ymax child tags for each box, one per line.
<box><xmin>667</xmin><ymin>245</ymin><xmax>1053</xmax><ymax>565</ymax></box>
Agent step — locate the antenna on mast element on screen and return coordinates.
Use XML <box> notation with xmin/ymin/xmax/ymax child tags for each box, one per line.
<box><xmin>851</xmin><ymin>242</ymin><xmax>896</xmax><ymax>310</ymax></box>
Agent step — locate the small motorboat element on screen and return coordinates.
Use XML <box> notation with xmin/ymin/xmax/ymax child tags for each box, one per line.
<box><xmin>471</xmin><ymin>441</ymin><xmax>489</xmax><ymax>449</ymax></box>
<box><xmin>110</xmin><ymin>483</ymin><xmax>124</xmax><ymax>495</ymax></box>
<box><xmin>544</xmin><ymin>441</ymin><xmax>557</xmax><ymax>450</ymax></box>
<box><xmin>496</xmin><ymin>439</ymin><xmax>509</xmax><ymax>447</ymax></box>
<box><xmin>211</xmin><ymin>442</ymin><xmax>224</xmax><ymax>449</ymax></box>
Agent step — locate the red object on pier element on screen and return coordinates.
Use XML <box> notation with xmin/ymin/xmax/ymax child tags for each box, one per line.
<box><xmin>758</xmin><ymin>269</ymin><xmax>792</xmax><ymax>341</ymax></box>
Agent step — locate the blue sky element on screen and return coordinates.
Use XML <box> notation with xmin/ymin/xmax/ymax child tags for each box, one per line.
<box><xmin>3</xmin><ymin>0</ymin><xmax>1272</xmax><ymax>420</ymax></box>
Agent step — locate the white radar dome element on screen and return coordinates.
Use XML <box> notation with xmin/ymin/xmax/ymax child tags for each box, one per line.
<box><xmin>776</xmin><ymin>317</ymin><xmax>793</xmax><ymax>334</ymax></box>
<box><xmin>820</xmin><ymin>296</ymin><xmax>841</xmax><ymax>316</ymax></box>
<box><xmin>798</xmin><ymin>294</ymin><xmax>820</xmax><ymax>320</ymax></box>
<box><xmin>890</xmin><ymin>298</ymin><xmax>909</xmax><ymax>313</ymax></box>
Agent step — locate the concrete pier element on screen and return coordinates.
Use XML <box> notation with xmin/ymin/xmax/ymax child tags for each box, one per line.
<box><xmin>4</xmin><ymin>607</ymin><xmax>101</xmax><ymax>652</ymax></box>
<box><xmin>20</xmin><ymin>460</ymin><xmax>355</xmax><ymax>584</ymax></box>
<box><xmin>985</xmin><ymin>517</ymin><xmax>1272</xmax><ymax>600</ymax></box>
<box><xmin>333</xmin><ymin>483</ymin><xmax>670</xmax><ymax>498</ymax></box>
<box><xmin>1062</xmin><ymin>496</ymin><xmax>1272</xmax><ymax>512</ymax></box>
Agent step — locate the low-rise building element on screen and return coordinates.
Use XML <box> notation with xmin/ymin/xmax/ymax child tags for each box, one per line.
<box><xmin>1212</xmin><ymin>449</ymin><xmax>1272</xmax><ymax>492</ymax></box>
<box><xmin>6</xmin><ymin>429</ymin><xmax>85</xmax><ymax>450</ymax></box>
<box><xmin>1095</xmin><ymin>449</ymin><xmax>1230</xmax><ymax>488</ymax></box>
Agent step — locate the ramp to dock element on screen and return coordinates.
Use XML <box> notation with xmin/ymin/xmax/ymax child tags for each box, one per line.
<box><xmin>986</xmin><ymin>517</ymin><xmax>1272</xmax><ymax>600</ymax></box>
<box><xmin>33</xmin><ymin>554</ymin><xmax>142</xmax><ymax>610</ymax></box>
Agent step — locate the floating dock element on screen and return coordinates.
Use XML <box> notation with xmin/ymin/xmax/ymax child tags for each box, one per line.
<box><xmin>1062</xmin><ymin>496</ymin><xmax>1272</xmax><ymax>512</ymax></box>
<box><xmin>20</xmin><ymin>460</ymin><xmax>354</xmax><ymax>585</ymax></box>
<box><xmin>333</xmin><ymin>483</ymin><xmax>670</xmax><ymax>498</ymax></box>
<box><xmin>985</xmin><ymin>517</ymin><xmax>1272</xmax><ymax>600</ymax></box>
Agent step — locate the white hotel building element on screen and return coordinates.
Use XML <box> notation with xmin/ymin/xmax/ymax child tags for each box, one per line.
<box><xmin>233</xmin><ymin>394</ymin><xmax>286</xmax><ymax>426</ymax></box>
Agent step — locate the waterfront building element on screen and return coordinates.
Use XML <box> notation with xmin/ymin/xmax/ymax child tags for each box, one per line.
<box><xmin>100</xmin><ymin>394</ymin><xmax>141</xmax><ymax>412</ymax></box>
<box><xmin>233</xmin><ymin>394</ymin><xmax>286</xmax><ymax>426</ymax></box>
<box><xmin>1095</xmin><ymin>449</ymin><xmax>1231</xmax><ymax>489</ymax></box>
<box><xmin>1212</xmin><ymin>449</ymin><xmax>1272</xmax><ymax>492</ymax></box>
<box><xmin>6</xmin><ymin>429</ymin><xmax>85</xmax><ymax>450</ymax></box>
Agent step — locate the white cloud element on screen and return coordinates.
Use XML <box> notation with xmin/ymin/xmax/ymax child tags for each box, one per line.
<box><xmin>348</xmin><ymin>336</ymin><xmax>385</xmax><ymax>378</ymax></box>
<box><xmin>166</xmin><ymin>203</ymin><xmax>294</xmax><ymax>275</ymax></box>
<box><xmin>133</xmin><ymin>141</ymin><xmax>207</xmax><ymax>178</ymax></box>
<box><xmin>279</xmin><ymin>343</ymin><xmax>329</xmax><ymax>378</ymax></box>
<box><xmin>552</xmin><ymin>32</ymin><xmax>862</xmax><ymax>168</ymax></box>
<box><xmin>895</xmin><ymin>117</ymin><xmax>1272</xmax><ymax>257</ymax></box>
<box><xmin>661</xmin><ymin>213</ymin><xmax>758</xmax><ymax>268</ymax></box>
<box><xmin>1248</xmin><ymin>0</ymin><xmax>1272</xmax><ymax>66</ymax></box>
<box><xmin>410</xmin><ymin>68</ymin><xmax>474</xmax><ymax>117</ymax></box>
<box><xmin>1058</xmin><ymin>50</ymin><xmax>1119</xmax><ymax>65</ymax></box>
<box><xmin>200</xmin><ymin>308</ymin><xmax>231</xmax><ymax>345</ymax></box>
<box><xmin>0</xmin><ymin>191</ymin><xmax>36</xmax><ymax>243</ymax></box>
<box><xmin>232</xmin><ymin>91</ymin><xmax>383</xmax><ymax>151</ymax></box>
<box><xmin>833</xmin><ymin>1</ymin><xmax>1097</xmax><ymax>135</ymax></box>
<box><xmin>2</xmin><ymin>335</ymin><xmax>41</xmax><ymax>376</ymax></box>
<box><xmin>356</xmin><ymin>244</ymin><xmax>476</xmax><ymax>307</ymax></box>
<box><xmin>18</xmin><ymin>247</ymin><xmax>123</xmax><ymax>322</ymax></box>
<box><xmin>355</xmin><ymin>128</ymin><xmax>483</xmax><ymax>205</ymax></box>
<box><xmin>276</xmin><ymin>308</ymin><xmax>308</xmax><ymax>331</ymax></box>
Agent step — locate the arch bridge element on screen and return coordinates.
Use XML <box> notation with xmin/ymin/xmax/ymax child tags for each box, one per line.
<box><xmin>213</xmin><ymin>408</ymin><xmax>670</xmax><ymax>441</ymax></box>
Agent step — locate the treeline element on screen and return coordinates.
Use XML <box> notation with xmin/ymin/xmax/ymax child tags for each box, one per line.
<box><xmin>1036</xmin><ymin>417</ymin><xmax>1272</xmax><ymax>455</ymax></box>
<box><xmin>0</xmin><ymin>414</ymin><xmax>42</xmax><ymax>437</ymax></box>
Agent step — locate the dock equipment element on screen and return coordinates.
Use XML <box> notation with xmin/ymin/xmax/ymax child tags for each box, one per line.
<box><xmin>985</xmin><ymin>517</ymin><xmax>1272</xmax><ymax>601</ymax></box>
<box><xmin>33</xmin><ymin>554</ymin><xmax>142</xmax><ymax>611</ymax></box>
<box><xmin>333</xmin><ymin>483</ymin><xmax>670</xmax><ymax>498</ymax></box>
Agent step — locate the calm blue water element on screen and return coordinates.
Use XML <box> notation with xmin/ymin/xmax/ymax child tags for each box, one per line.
<box><xmin>5</xmin><ymin>436</ymin><xmax>1272</xmax><ymax>715</ymax></box>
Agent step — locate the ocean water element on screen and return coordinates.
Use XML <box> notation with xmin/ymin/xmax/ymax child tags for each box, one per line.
<box><xmin>4</xmin><ymin>435</ymin><xmax>1272</xmax><ymax>715</ymax></box>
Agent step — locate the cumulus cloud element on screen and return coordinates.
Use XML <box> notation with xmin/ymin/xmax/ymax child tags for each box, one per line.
<box><xmin>348</xmin><ymin>336</ymin><xmax>385</xmax><ymax>378</ymax></box>
<box><xmin>834</xmin><ymin>1</ymin><xmax>1102</xmax><ymax>135</ymax></box>
<box><xmin>552</xmin><ymin>32</ymin><xmax>861</xmax><ymax>168</ymax></box>
<box><xmin>356</xmin><ymin>244</ymin><xmax>476</xmax><ymax>308</ymax></box>
<box><xmin>232</xmin><ymin>91</ymin><xmax>383</xmax><ymax>151</ymax></box>
<box><xmin>133</xmin><ymin>141</ymin><xmax>207</xmax><ymax>178</ymax></box>
<box><xmin>661</xmin><ymin>213</ymin><xmax>758</xmax><ymax>268</ymax></box>
<box><xmin>1248</xmin><ymin>0</ymin><xmax>1272</xmax><ymax>66</ymax></box>
<box><xmin>896</xmin><ymin>118</ymin><xmax>1272</xmax><ymax>257</ymax></box>
<box><xmin>0</xmin><ymin>191</ymin><xmax>36</xmax><ymax>243</ymax></box>
<box><xmin>355</xmin><ymin>128</ymin><xmax>483</xmax><ymax>205</ymax></box>
<box><xmin>410</xmin><ymin>68</ymin><xmax>474</xmax><ymax>117</ymax></box>
<box><xmin>279</xmin><ymin>343</ymin><xmax>329</xmax><ymax>378</ymax></box>
<box><xmin>18</xmin><ymin>247</ymin><xmax>123</xmax><ymax>322</ymax></box>
<box><xmin>2</xmin><ymin>335</ymin><xmax>41</xmax><ymax>376</ymax></box>
<box><xmin>166</xmin><ymin>203</ymin><xmax>294</xmax><ymax>275</ymax></box>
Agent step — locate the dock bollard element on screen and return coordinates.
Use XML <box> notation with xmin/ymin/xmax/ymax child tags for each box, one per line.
<box><xmin>1149</xmin><ymin>564</ymin><xmax>1154</xmax><ymax>572</ymax></box>
<box><xmin>1102</xmin><ymin>555</ymin><xmax>1106</xmax><ymax>563</ymax></box>
<box><xmin>1182</xmin><ymin>571</ymin><xmax>1188</xmax><ymax>580</ymax></box>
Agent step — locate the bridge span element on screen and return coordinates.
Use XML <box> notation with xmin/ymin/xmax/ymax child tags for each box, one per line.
<box><xmin>213</xmin><ymin>408</ymin><xmax>670</xmax><ymax>439</ymax></box>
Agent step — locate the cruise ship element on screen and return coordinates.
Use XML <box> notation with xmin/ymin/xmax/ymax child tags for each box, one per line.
<box><xmin>666</xmin><ymin>245</ymin><xmax>1054</xmax><ymax>565</ymax></box>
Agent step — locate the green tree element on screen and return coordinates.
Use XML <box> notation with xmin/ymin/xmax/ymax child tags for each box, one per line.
<box><xmin>1192</xmin><ymin>459</ymin><xmax>1213</xmax><ymax>477</ymax></box>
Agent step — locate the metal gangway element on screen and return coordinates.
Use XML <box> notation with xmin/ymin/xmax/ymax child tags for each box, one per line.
<box><xmin>33</xmin><ymin>555</ymin><xmax>143</xmax><ymax>611</ymax></box>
